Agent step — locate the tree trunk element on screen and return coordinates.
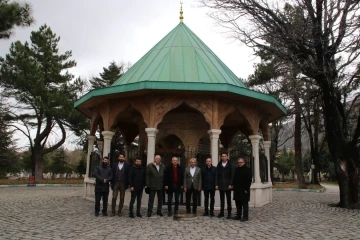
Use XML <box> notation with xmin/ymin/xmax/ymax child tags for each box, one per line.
<box><xmin>320</xmin><ymin>82</ymin><xmax>359</xmax><ymax>208</ymax></box>
<box><xmin>294</xmin><ymin>96</ymin><xmax>306</xmax><ymax>188</ymax></box>
<box><xmin>34</xmin><ymin>150</ymin><xmax>43</xmax><ymax>182</ymax></box>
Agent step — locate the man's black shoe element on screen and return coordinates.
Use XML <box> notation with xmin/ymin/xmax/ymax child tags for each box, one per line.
<box><xmin>102</xmin><ymin>212</ymin><xmax>108</xmax><ymax>216</ymax></box>
<box><xmin>217</xmin><ymin>213</ymin><xmax>224</xmax><ymax>218</ymax></box>
<box><xmin>174</xmin><ymin>210</ymin><xmax>178</xmax><ymax>215</ymax></box>
<box><xmin>210</xmin><ymin>212</ymin><xmax>215</xmax><ymax>217</ymax></box>
<box><xmin>147</xmin><ymin>213</ymin><xmax>152</xmax><ymax>217</ymax></box>
<box><xmin>136</xmin><ymin>213</ymin><xmax>142</xmax><ymax>218</ymax></box>
<box><xmin>95</xmin><ymin>212</ymin><xmax>99</xmax><ymax>217</ymax></box>
<box><xmin>129</xmin><ymin>213</ymin><xmax>135</xmax><ymax>218</ymax></box>
<box><xmin>241</xmin><ymin>217</ymin><xmax>249</xmax><ymax>222</ymax></box>
<box><xmin>203</xmin><ymin>212</ymin><xmax>209</xmax><ymax>216</ymax></box>
<box><xmin>168</xmin><ymin>212</ymin><xmax>173</xmax><ymax>217</ymax></box>
<box><xmin>157</xmin><ymin>212</ymin><xmax>163</xmax><ymax>217</ymax></box>
<box><xmin>232</xmin><ymin>216</ymin><xmax>241</xmax><ymax>220</ymax></box>
<box><xmin>227</xmin><ymin>214</ymin><xmax>232</xmax><ymax>219</ymax></box>
<box><xmin>192</xmin><ymin>210</ymin><xmax>197</xmax><ymax>215</ymax></box>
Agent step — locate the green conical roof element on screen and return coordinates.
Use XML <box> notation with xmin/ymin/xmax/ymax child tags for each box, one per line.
<box><xmin>112</xmin><ymin>23</ymin><xmax>245</xmax><ymax>87</ymax></box>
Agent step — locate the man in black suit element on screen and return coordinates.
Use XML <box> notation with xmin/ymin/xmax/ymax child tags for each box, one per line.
<box><xmin>233</xmin><ymin>157</ymin><xmax>252</xmax><ymax>221</ymax></box>
<box><xmin>216</xmin><ymin>153</ymin><xmax>235</xmax><ymax>219</ymax></box>
<box><xmin>111</xmin><ymin>153</ymin><xmax>130</xmax><ymax>216</ymax></box>
<box><xmin>128</xmin><ymin>157</ymin><xmax>145</xmax><ymax>218</ymax></box>
<box><xmin>201</xmin><ymin>157</ymin><xmax>217</xmax><ymax>217</ymax></box>
<box><xmin>94</xmin><ymin>157</ymin><xmax>112</xmax><ymax>216</ymax></box>
<box><xmin>164</xmin><ymin>156</ymin><xmax>183</xmax><ymax>216</ymax></box>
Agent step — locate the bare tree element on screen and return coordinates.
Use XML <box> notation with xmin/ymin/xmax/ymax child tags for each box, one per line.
<box><xmin>201</xmin><ymin>0</ymin><xmax>360</xmax><ymax>207</ymax></box>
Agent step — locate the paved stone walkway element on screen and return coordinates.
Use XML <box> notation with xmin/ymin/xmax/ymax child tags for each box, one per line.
<box><xmin>0</xmin><ymin>184</ymin><xmax>359</xmax><ymax>240</ymax></box>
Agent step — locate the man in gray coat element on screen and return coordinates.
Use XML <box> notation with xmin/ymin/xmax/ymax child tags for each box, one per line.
<box><xmin>146</xmin><ymin>155</ymin><xmax>165</xmax><ymax>217</ymax></box>
<box><xmin>184</xmin><ymin>158</ymin><xmax>202</xmax><ymax>214</ymax></box>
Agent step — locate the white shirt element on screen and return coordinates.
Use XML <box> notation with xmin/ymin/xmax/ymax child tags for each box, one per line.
<box><xmin>118</xmin><ymin>162</ymin><xmax>124</xmax><ymax>170</ymax></box>
<box><xmin>222</xmin><ymin>161</ymin><xmax>228</xmax><ymax>167</ymax></box>
<box><xmin>190</xmin><ymin>167</ymin><xmax>196</xmax><ymax>177</ymax></box>
<box><xmin>154</xmin><ymin>163</ymin><xmax>160</xmax><ymax>172</ymax></box>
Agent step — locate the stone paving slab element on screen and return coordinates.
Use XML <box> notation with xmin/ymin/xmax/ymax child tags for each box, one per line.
<box><xmin>0</xmin><ymin>184</ymin><xmax>359</xmax><ymax>240</ymax></box>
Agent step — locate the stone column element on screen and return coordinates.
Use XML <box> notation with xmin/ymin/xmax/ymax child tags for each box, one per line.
<box><xmin>208</xmin><ymin>129</ymin><xmax>221</xmax><ymax>166</ymax></box>
<box><xmin>85</xmin><ymin>135</ymin><xmax>96</xmax><ymax>180</ymax></box>
<box><xmin>249</xmin><ymin>135</ymin><xmax>262</xmax><ymax>183</ymax></box>
<box><xmin>264</xmin><ymin>141</ymin><xmax>272</xmax><ymax>183</ymax></box>
<box><xmin>101</xmin><ymin>131</ymin><xmax>115</xmax><ymax>158</ymax></box>
<box><xmin>145</xmin><ymin>128</ymin><xmax>158</xmax><ymax>164</ymax></box>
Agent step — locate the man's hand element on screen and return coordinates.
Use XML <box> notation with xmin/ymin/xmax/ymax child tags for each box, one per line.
<box><xmin>198</xmin><ymin>188</ymin><xmax>201</xmax><ymax>191</ymax></box>
<box><xmin>215</xmin><ymin>185</ymin><xmax>219</xmax><ymax>190</ymax></box>
<box><xmin>130</xmin><ymin>187</ymin><xmax>134</xmax><ymax>191</ymax></box>
<box><xmin>184</xmin><ymin>188</ymin><xmax>187</xmax><ymax>192</ymax></box>
<box><xmin>228</xmin><ymin>185</ymin><xmax>233</xmax><ymax>190</ymax></box>
<box><xmin>103</xmin><ymin>179</ymin><xmax>107</xmax><ymax>183</ymax></box>
<box><xmin>165</xmin><ymin>186</ymin><xmax>168</xmax><ymax>190</ymax></box>
<box><xmin>245</xmin><ymin>190</ymin><xmax>248</xmax><ymax>194</ymax></box>
<box><xmin>181</xmin><ymin>186</ymin><xmax>183</xmax><ymax>189</ymax></box>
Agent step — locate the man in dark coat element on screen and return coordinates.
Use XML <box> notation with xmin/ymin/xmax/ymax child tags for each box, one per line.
<box><xmin>128</xmin><ymin>157</ymin><xmax>145</xmax><ymax>218</ymax></box>
<box><xmin>233</xmin><ymin>157</ymin><xmax>252</xmax><ymax>221</ymax></box>
<box><xmin>111</xmin><ymin>153</ymin><xmax>130</xmax><ymax>216</ymax></box>
<box><xmin>216</xmin><ymin>153</ymin><xmax>235</xmax><ymax>219</ymax></box>
<box><xmin>201</xmin><ymin>157</ymin><xmax>217</xmax><ymax>216</ymax></box>
<box><xmin>164</xmin><ymin>156</ymin><xmax>184</xmax><ymax>216</ymax></box>
<box><xmin>146</xmin><ymin>155</ymin><xmax>165</xmax><ymax>217</ymax></box>
<box><xmin>95</xmin><ymin>156</ymin><xmax>112</xmax><ymax>216</ymax></box>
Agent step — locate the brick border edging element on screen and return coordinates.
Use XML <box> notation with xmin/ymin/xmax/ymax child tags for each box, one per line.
<box><xmin>0</xmin><ymin>184</ymin><xmax>84</xmax><ymax>188</ymax></box>
<box><xmin>273</xmin><ymin>187</ymin><xmax>326</xmax><ymax>193</ymax></box>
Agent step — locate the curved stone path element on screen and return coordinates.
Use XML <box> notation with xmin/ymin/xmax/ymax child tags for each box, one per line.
<box><xmin>0</xmin><ymin>184</ymin><xmax>359</xmax><ymax>240</ymax></box>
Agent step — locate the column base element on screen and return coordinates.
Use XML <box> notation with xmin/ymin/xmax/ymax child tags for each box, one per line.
<box><xmin>249</xmin><ymin>182</ymin><xmax>272</xmax><ymax>207</ymax></box>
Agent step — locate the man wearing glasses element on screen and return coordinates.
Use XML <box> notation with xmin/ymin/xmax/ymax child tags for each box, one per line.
<box><xmin>233</xmin><ymin>157</ymin><xmax>252</xmax><ymax>221</ymax></box>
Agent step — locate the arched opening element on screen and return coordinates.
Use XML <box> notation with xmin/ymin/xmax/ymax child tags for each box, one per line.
<box><xmin>157</xmin><ymin>103</ymin><xmax>210</xmax><ymax>166</ymax></box>
<box><xmin>196</xmin><ymin>135</ymin><xmax>211</xmax><ymax>169</ymax></box>
<box><xmin>156</xmin><ymin>134</ymin><xmax>185</xmax><ymax>167</ymax></box>
<box><xmin>110</xmin><ymin>106</ymin><xmax>146</xmax><ymax>166</ymax></box>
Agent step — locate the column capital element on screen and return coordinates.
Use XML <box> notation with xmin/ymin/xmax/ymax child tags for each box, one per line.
<box><xmin>87</xmin><ymin>135</ymin><xmax>96</xmax><ymax>141</ymax></box>
<box><xmin>208</xmin><ymin>129</ymin><xmax>221</xmax><ymax>137</ymax></box>
<box><xmin>145</xmin><ymin>128</ymin><xmax>158</xmax><ymax>136</ymax></box>
<box><xmin>263</xmin><ymin>141</ymin><xmax>271</xmax><ymax>148</ymax></box>
<box><xmin>101</xmin><ymin>131</ymin><xmax>115</xmax><ymax>140</ymax></box>
<box><xmin>249</xmin><ymin>134</ymin><xmax>262</xmax><ymax>143</ymax></box>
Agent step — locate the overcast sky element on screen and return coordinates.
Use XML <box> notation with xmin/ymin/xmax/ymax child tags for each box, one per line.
<box><xmin>0</xmin><ymin>0</ymin><xmax>258</xmax><ymax>150</ymax></box>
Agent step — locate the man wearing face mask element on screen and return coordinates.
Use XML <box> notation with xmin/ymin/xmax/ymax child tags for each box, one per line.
<box><xmin>111</xmin><ymin>153</ymin><xmax>130</xmax><ymax>216</ymax></box>
<box><xmin>95</xmin><ymin>157</ymin><xmax>112</xmax><ymax>216</ymax></box>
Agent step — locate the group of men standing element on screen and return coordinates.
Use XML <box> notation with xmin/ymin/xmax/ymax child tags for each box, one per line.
<box><xmin>94</xmin><ymin>153</ymin><xmax>252</xmax><ymax>222</ymax></box>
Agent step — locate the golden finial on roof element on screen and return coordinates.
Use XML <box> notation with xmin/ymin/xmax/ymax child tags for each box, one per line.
<box><xmin>179</xmin><ymin>2</ymin><xmax>184</xmax><ymax>23</ymax></box>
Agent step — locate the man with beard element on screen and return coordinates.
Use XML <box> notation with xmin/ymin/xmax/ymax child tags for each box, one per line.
<box><xmin>216</xmin><ymin>153</ymin><xmax>235</xmax><ymax>219</ymax></box>
<box><xmin>111</xmin><ymin>153</ymin><xmax>130</xmax><ymax>216</ymax></box>
<box><xmin>95</xmin><ymin>156</ymin><xmax>112</xmax><ymax>216</ymax></box>
<box><xmin>233</xmin><ymin>157</ymin><xmax>252</xmax><ymax>221</ymax></box>
<box><xmin>146</xmin><ymin>155</ymin><xmax>165</xmax><ymax>217</ymax></box>
<box><xmin>128</xmin><ymin>157</ymin><xmax>145</xmax><ymax>218</ymax></box>
<box><xmin>164</xmin><ymin>156</ymin><xmax>183</xmax><ymax>216</ymax></box>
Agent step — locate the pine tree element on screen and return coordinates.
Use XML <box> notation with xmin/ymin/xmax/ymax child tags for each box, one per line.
<box><xmin>0</xmin><ymin>0</ymin><xmax>33</xmax><ymax>39</ymax></box>
<box><xmin>0</xmin><ymin>25</ymin><xmax>85</xmax><ymax>181</ymax></box>
<box><xmin>90</xmin><ymin>61</ymin><xmax>123</xmax><ymax>89</ymax></box>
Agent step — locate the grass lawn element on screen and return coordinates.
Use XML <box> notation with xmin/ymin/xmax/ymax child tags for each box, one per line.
<box><xmin>0</xmin><ymin>178</ymin><xmax>84</xmax><ymax>185</ymax></box>
<box><xmin>273</xmin><ymin>182</ymin><xmax>324</xmax><ymax>189</ymax></box>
